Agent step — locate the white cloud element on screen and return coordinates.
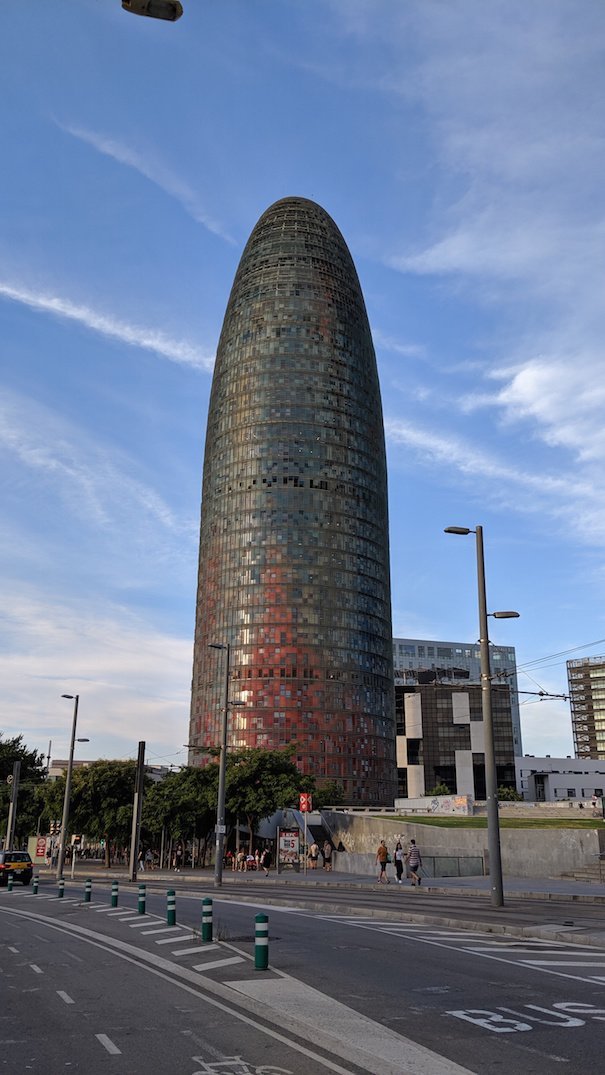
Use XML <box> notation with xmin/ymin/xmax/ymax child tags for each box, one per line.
<box><xmin>384</xmin><ymin>416</ymin><xmax>605</xmax><ymax>544</ymax></box>
<box><xmin>0</xmin><ymin>389</ymin><xmax>196</xmax><ymax>549</ymax></box>
<box><xmin>0</xmin><ymin>280</ymin><xmax>214</xmax><ymax>371</ymax></box>
<box><xmin>0</xmin><ymin>588</ymin><xmax>191</xmax><ymax>761</ymax></box>
<box><xmin>59</xmin><ymin>121</ymin><xmax>235</xmax><ymax>244</ymax></box>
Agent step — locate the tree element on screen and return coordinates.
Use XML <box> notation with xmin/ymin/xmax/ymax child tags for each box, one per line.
<box><xmin>497</xmin><ymin>785</ymin><xmax>524</xmax><ymax>802</ymax></box>
<box><xmin>427</xmin><ymin>783</ymin><xmax>451</xmax><ymax>797</ymax></box>
<box><xmin>224</xmin><ymin>748</ymin><xmax>310</xmax><ymax>852</ymax></box>
<box><xmin>143</xmin><ymin>766</ymin><xmax>217</xmax><ymax>865</ymax></box>
<box><xmin>0</xmin><ymin>733</ymin><xmax>48</xmax><ymax>846</ymax></box>
<box><xmin>45</xmin><ymin>760</ymin><xmax>145</xmax><ymax>867</ymax></box>
<box><xmin>312</xmin><ymin>780</ymin><xmax>344</xmax><ymax>811</ymax></box>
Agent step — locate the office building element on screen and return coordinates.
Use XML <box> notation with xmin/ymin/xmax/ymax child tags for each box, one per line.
<box><xmin>567</xmin><ymin>656</ymin><xmax>605</xmax><ymax>760</ymax></box>
<box><xmin>189</xmin><ymin>197</ymin><xmax>397</xmax><ymax>804</ymax></box>
<box><xmin>393</xmin><ymin>636</ymin><xmax>518</xmax><ymax>799</ymax></box>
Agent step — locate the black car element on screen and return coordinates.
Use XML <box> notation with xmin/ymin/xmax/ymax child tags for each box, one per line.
<box><xmin>0</xmin><ymin>850</ymin><xmax>33</xmax><ymax>886</ymax></box>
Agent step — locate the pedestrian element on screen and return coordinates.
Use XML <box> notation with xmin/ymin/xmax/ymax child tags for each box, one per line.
<box><xmin>322</xmin><ymin>840</ymin><xmax>333</xmax><ymax>871</ymax></box>
<box><xmin>394</xmin><ymin>840</ymin><xmax>405</xmax><ymax>884</ymax></box>
<box><xmin>236</xmin><ymin>848</ymin><xmax>245</xmax><ymax>872</ymax></box>
<box><xmin>308</xmin><ymin>841</ymin><xmax>319</xmax><ymax>869</ymax></box>
<box><xmin>375</xmin><ymin>839</ymin><xmax>390</xmax><ymax>884</ymax></box>
<box><xmin>255</xmin><ymin>849</ymin><xmax>261</xmax><ymax>870</ymax></box>
<box><xmin>138</xmin><ymin>848</ymin><xmax>145</xmax><ymax>872</ymax></box>
<box><xmin>260</xmin><ymin>847</ymin><xmax>272</xmax><ymax>876</ymax></box>
<box><xmin>405</xmin><ymin>838</ymin><xmax>422</xmax><ymax>886</ymax></box>
<box><xmin>145</xmin><ymin>848</ymin><xmax>153</xmax><ymax>870</ymax></box>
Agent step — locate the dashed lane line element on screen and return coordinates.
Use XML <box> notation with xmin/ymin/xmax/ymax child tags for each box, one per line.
<box><xmin>57</xmin><ymin>990</ymin><xmax>74</xmax><ymax>1004</ymax></box>
<box><xmin>155</xmin><ymin>934</ymin><xmax>195</xmax><ymax>945</ymax></box>
<box><xmin>96</xmin><ymin>1033</ymin><xmax>121</xmax><ymax>1055</ymax></box>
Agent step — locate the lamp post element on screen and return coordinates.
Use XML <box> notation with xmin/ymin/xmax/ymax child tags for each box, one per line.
<box><xmin>209</xmin><ymin>642</ymin><xmax>231</xmax><ymax>888</ymax></box>
<box><xmin>56</xmin><ymin>695</ymin><xmax>89</xmax><ymax>881</ymax></box>
<box><xmin>444</xmin><ymin>526</ymin><xmax>519</xmax><ymax>908</ymax></box>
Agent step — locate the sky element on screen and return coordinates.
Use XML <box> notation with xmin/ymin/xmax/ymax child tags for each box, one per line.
<box><xmin>2</xmin><ymin>0</ymin><xmax>604</xmax><ymax>769</ymax></box>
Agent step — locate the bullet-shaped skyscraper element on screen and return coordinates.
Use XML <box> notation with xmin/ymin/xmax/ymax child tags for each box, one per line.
<box><xmin>189</xmin><ymin>197</ymin><xmax>396</xmax><ymax>804</ymax></box>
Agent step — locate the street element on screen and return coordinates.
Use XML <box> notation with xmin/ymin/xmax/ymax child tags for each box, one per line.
<box><xmin>2</xmin><ymin>877</ymin><xmax>605</xmax><ymax>1073</ymax></box>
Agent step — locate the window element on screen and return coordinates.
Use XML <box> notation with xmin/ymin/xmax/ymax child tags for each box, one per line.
<box><xmin>567</xmin><ymin>788</ymin><xmax>576</xmax><ymax>798</ymax></box>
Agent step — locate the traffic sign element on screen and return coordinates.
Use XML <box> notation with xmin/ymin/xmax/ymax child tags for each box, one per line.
<box><xmin>36</xmin><ymin>837</ymin><xmax>47</xmax><ymax>859</ymax></box>
<box><xmin>215</xmin><ymin>824</ymin><xmax>226</xmax><ymax>835</ymax></box>
<box><xmin>299</xmin><ymin>793</ymin><xmax>312</xmax><ymax>813</ymax></box>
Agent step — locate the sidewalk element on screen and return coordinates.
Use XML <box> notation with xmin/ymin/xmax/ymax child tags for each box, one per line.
<box><xmin>56</xmin><ymin>862</ymin><xmax>605</xmax><ymax>950</ymax></box>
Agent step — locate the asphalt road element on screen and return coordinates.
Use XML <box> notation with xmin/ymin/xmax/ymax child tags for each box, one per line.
<box><xmin>2</xmin><ymin>877</ymin><xmax>604</xmax><ymax>1074</ymax></box>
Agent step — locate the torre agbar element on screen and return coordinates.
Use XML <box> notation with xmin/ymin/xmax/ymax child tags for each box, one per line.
<box><xmin>189</xmin><ymin>197</ymin><xmax>397</xmax><ymax>805</ymax></box>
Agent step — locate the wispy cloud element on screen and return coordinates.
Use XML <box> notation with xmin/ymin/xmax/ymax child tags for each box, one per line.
<box><xmin>0</xmin><ymin>389</ymin><xmax>196</xmax><ymax>548</ymax></box>
<box><xmin>372</xmin><ymin>328</ymin><xmax>426</xmax><ymax>359</ymax></box>
<box><xmin>0</xmin><ymin>587</ymin><xmax>191</xmax><ymax>760</ymax></box>
<box><xmin>58</xmin><ymin>121</ymin><xmax>236</xmax><ymax>244</ymax></box>
<box><xmin>384</xmin><ymin>416</ymin><xmax>605</xmax><ymax>543</ymax></box>
<box><xmin>0</xmin><ymin>280</ymin><xmax>214</xmax><ymax>371</ymax></box>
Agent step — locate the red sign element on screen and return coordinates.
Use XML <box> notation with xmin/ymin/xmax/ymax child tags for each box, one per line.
<box><xmin>36</xmin><ymin>837</ymin><xmax>47</xmax><ymax>859</ymax></box>
<box><xmin>299</xmin><ymin>793</ymin><xmax>312</xmax><ymax>813</ymax></box>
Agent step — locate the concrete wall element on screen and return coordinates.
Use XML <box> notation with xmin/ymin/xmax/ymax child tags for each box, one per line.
<box><xmin>322</xmin><ymin>810</ymin><xmax>605</xmax><ymax>879</ymax></box>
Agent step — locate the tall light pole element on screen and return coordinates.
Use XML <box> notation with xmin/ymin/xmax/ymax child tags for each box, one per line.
<box><xmin>444</xmin><ymin>526</ymin><xmax>519</xmax><ymax>908</ymax></box>
<box><xmin>209</xmin><ymin>642</ymin><xmax>230</xmax><ymax>888</ymax></box>
<box><xmin>56</xmin><ymin>695</ymin><xmax>89</xmax><ymax>881</ymax></box>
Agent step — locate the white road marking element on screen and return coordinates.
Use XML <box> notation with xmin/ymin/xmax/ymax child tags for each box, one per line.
<box><xmin>154</xmin><ymin>934</ymin><xmax>194</xmax><ymax>945</ymax></box>
<box><xmin>57</xmin><ymin>990</ymin><xmax>74</xmax><ymax>1004</ymax></box>
<box><xmin>30</xmin><ymin>964</ymin><xmax>43</xmax><ymax>974</ymax></box>
<box><xmin>96</xmin><ymin>1033</ymin><xmax>121</xmax><ymax>1055</ymax></box>
<box><xmin>1</xmin><ymin>903</ymin><xmax>474</xmax><ymax>1075</ymax></box>
<box><xmin>141</xmin><ymin>926</ymin><xmax>181</xmax><ymax>935</ymax></box>
<box><xmin>8</xmin><ymin>946</ymin><xmax>19</xmax><ymax>953</ymax></box>
<box><xmin>526</xmin><ymin>960</ymin><xmax>605</xmax><ymax>968</ymax></box>
<box><xmin>128</xmin><ymin>919</ymin><xmax>159</xmax><ymax>928</ymax></box>
<box><xmin>172</xmin><ymin>944</ymin><xmax>218</xmax><ymax>956</ymax></box>
<box><xmin>192</xmin><ymin>956</ymin><xmax>244</xmax><ymax>972</ymax></box>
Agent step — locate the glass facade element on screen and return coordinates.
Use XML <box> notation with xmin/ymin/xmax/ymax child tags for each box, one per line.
<box><xmin>189</xmin><ymin>197</ymin><xmax>397</xmax><ymax>804</ymax></box>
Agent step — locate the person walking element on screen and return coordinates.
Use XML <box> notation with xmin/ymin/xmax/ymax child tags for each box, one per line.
<box><xmin>393</xmin><ymin>840</ymin><xmax>405</xmax><ymax>884</ymax></box>
<box><xmin>322</xmin><ymin>840</ymin><xmax>333</xmax><ymax>871</ymax></box>
<box><xmin>308</xmin><ymin>841</ymin><xmax>319</xmax><ymax>870</ymax></box>
<box><xmin>260</xmin><ymin>847</ymin><xmax>272</xmax><ymax>876</ymax></box>
<box><xmin>375</xmin><ymin>839</ymin><xmax>390</xmax><ymax>884</ymax></box>
<box><xmin>405</xmin><ymin>838</ymin><xmax>422</xmax><ymax>886</ymax></box>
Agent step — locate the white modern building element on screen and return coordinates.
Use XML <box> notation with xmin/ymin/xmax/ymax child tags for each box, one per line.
<box><xmin>516</xmin><ymin>756</ymin><xmax>605</xmax><ymax>803</ymax></box>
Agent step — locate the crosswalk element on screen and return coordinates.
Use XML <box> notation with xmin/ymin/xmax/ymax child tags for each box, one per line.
<box><xmin>312</xmin><ymin>915</ymin><xmax>605</xmax><ymax>987</ymax></box>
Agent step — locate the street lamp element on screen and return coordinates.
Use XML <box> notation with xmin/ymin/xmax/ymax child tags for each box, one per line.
<box><xmin>121</xmin><ymin>1</ymin><xmax>184</xmax><ymax>21</ymax></box>
<box><xmin>56</xmin><ymin>695</ymin><xmax>89</xmax><ymax>881</ymax></box>
<box><xmin>444</xmin><ymin>526</ymin><xmax>519</xmax><ymax>908</ymax></box>
<box><xmin>208</xmin><ymin>642</ymin><xmax>245</xmax><ymax>887</ymax></box>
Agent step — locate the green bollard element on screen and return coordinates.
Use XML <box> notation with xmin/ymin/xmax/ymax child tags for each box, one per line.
<box><xmin>254</xmin><ymin>913</ymin><xmax>269</xmax><ymax>971</ymax></box>
<box><xmin>138</xmin><ymin>883</ymin><xmax>146</xmax><ymax>915</ymax></box>
<box><xmin>7</xmin><ymin>872</ymin><xmax>14</xmax><ymax>892</ymax></box>
<box><xmin>202</xmin><ymin>897</ymin><xmax>213</xmax><ymax>942</ymax></box>
<box><xmin>84</xmin><ymin>878</ymin><xmax>92</xmax><ymax>903</ymax></box>
<box><xmin>167</xmin><ymin>888</ymin><xmax>176</xmax><ymax>926</ymax></box>
<box><xmin>111</xmin><ymin>880</ymin><xmax>118</xmax><ymax>907</ymax></box>
<box><xmin>33</xmin><ymin>876</ymin><xmax>39</xmax><ymax>895</ymax></box>
<box><xmin>58</xmin><ymin>878</ymin><xmax>65</xmax><ymax>899</ymax></box>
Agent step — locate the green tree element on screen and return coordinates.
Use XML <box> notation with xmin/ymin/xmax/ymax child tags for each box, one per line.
<box><xmin>312</xmin><ymin>780</ymin><xmax>344</xmax><ymax>810</ymax></box>
<box><xmin>45</xmin><ymin>760</ymin><xmax>144</xmax><ymax>867</ymax></box>
<box><xmin>497</xmin><ymin>785</ymin><xmax>524</xmax><ymax>802</ymax></box>
<box><xmin>224</xmin><ymin>747</ymin><xmax>310</xmax><ymax>851</ymax></box>
<box><xmin>0</xmin><ymin>733</ymin><xmax>48</xmax><ymax>846</ymax></box>
<box><xmin>143</xmin><ymin>766</ymin><xmax>217</xmax><ymax>865</ymax></box>
<box><xmin>427</xmin><ymin>783</ymin><xmax>451</xmax><ymax>797</ymax></box>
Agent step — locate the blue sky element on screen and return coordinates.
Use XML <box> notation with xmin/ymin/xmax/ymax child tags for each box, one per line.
<box><xmin>2</xmin><ymin>0</ymin><xmax>604</xmax><ymax>768</ymax></box>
